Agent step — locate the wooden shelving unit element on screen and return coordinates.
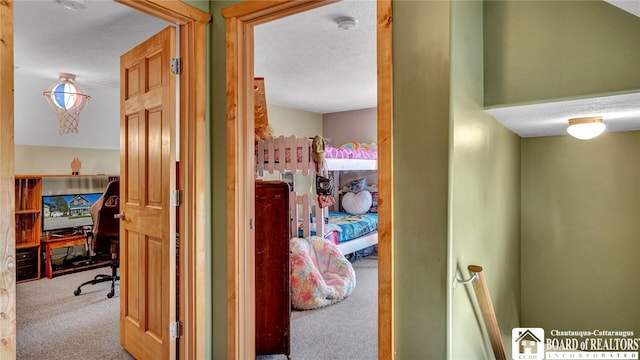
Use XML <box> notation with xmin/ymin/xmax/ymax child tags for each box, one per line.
<box><xmin>13</xmin><ymin>174</ymin><xmax>120</xmax><ymax>282</ymax></box>
<box><xmin>15</xmin><ymin>176</ymin><xmax>42</xmax><ymax>282</ymax></box>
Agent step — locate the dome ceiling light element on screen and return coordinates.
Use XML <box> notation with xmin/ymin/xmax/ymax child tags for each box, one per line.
<box><xmin>567</xmin><ymin>116</ymin><xmax>606</xmax><ymax>140</ymax></box>
<box><xmin>335</xmin><ymin>16</ymin><xmax>358</xmax><ymax>30</ymax></box>
<box><xmin>59</xmin><ymin>0</ymin><xmax>88</xmax><ymax>11</ymax></box>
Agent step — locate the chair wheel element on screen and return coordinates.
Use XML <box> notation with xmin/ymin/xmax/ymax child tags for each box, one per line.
<box><xmin>74</xmin><ymin>289</ymin><xmax>81</xmax><ymax>296</ymax></box>
<box><xmin>107</xmin><ymin>291</ymin><xmax>114</xmax><ymax>298</ymax></box>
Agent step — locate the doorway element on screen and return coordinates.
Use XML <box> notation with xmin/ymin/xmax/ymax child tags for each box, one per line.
<box><xmin>1</xmin><ymin>1</ymin><xmax>210</xmax><ymax>359</ymax></box>
<box><xmin>222</xmin><ymin>1</ymin><xmax>393</xmax><ymax>359</ymax></box>
<box><xmin>253</xmin><ymin>2</ymin><xmax>378</xmax><ymax>357</ymax></box>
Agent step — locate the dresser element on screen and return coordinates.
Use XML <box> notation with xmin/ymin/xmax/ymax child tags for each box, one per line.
<box><xmin>255</xmin><ymin>181</ymin><xmax>291</xmax><ymax>357</ymax></box>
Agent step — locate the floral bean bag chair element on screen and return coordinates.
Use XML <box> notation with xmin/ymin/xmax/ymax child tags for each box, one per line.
<box><xmin>290</xmin><ymin>236</ymin><xmax>356</xmax><ymax>310</ymax></box>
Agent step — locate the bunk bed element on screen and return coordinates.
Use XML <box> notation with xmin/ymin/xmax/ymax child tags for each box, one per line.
<box><xmin>254</xmin><ymin>135</ymin><xmax>376</xmax><ymax>350</ymax></box>
<box><xmin>255</xmin><ymin>135</ymin><xmax>377</xmax><ymax>175</ymax></box>
<box><xmin>256</xmin><ymin>135</ymin><xmax>378</xmax><ymax>256</ymax></box>
<box><xmin>291</xmin><ymin>192</ymin><xmax>378</xmax><ymax>256</ymax></box>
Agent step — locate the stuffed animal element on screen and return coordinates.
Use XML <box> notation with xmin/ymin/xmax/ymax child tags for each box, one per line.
<box><xmin>311</xmin><ymin>135</ymin><xmax>326</xmax><ymax>164</ymax></box>
<box><xmin>342</xmin><ymin>190</ymin><xmax>373</xmax><ymax>215</ymax></box>
<box><xmin>254</xmin><ymin>124</ymin><xmax>273</xmax><ymax>144</ymax></box>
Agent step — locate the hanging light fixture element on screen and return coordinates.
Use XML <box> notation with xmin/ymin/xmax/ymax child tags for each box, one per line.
<box><xmin>567</xmin><ymin>116</ymin><xmax>605</xmax><ymax>140</ymax></box>
<box><xmin>43</xmin><ymin>73</ymin><xmax>91</xmax><ymax>134</ymax></box>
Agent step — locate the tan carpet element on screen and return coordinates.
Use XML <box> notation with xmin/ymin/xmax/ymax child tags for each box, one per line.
<box><xmin>17</xmin><ymin>267</ymin><xmax>132</xmax><ymax>360</ymax></box>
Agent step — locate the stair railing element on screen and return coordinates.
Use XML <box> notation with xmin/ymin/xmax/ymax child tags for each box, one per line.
<box><xmin>455</xmin><ymin>265</ymin><xmax>507</xmax><ymax>360</ymax></box>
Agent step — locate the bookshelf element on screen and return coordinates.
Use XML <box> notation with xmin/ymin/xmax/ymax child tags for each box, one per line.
<box><xmin>15</xmin><ymin>176</ymin><xmax>42</xmax><ymax>282</ymax></box>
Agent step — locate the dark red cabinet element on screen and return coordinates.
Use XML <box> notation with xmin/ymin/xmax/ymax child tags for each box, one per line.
<box><xmin>255</xmin><ymin>181</ymin><xmax>291</xmax><ymax>357</ymax></box>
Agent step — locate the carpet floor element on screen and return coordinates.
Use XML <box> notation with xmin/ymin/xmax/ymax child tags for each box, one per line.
<box><xmin>290</xmin><ymin>255</ymin><xmax>378</xmax><ymax>360</ymax></box>
<box><xmin>17</xmin><ymin>267</ymin><xmax>132</xmax><ymax>360</ymax></box>
<box><xmin>17</xmin><ymin>256</ymin><xmax>378</xmax><ymax>360</ymax></box>
<box><xmin>262</xmin><ymin>255</ymin><xmax>379</xmax><ymax>360</ymax></box>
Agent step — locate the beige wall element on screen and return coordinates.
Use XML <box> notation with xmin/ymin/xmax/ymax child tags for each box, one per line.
<box><xmin>450</xmin><ymin>1</ymin><xmax>521</xmax><ymax>358</ymax></box>
<box><xmin>521</xmin><ymin>132</ymin><xmax>640</xmax><ymax>333</ymax></box>
<box><xmin>267</xmin><ymin>105</ymin><xmax>379</xmax><ymax>192</ymax></box>
<box><xmin>322</xmin><ymin>107</ymin><xmax>377</xmax><ymax>147</ymax></box>
<box><xmin>15</xmin><ymin>145</ymin><xmax>119</xmax><ymax>176</ymax></box>
<box><xmin>260</xmin><ymin>104</ymin><xmax>323</xmax><ymax>194</ymax></box>
<box><xmin>267</xmin><ymin>103</ymin><xmax>322</xmax><ymax>139</ymax></box>
<box><xmin>323</xmin><ymin>108</ymin><xmax>378</xmax><ymax>190</ymax></box>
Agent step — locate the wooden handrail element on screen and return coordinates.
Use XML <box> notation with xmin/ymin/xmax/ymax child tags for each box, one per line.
<box><xmin>467</xmin><ymin>265</ymin><xmax>507</xmax><ymax>360</ymax></box>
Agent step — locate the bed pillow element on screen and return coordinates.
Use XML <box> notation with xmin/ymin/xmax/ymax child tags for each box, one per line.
<box><xmin>342</xmin><ymin>190</ymin><xmax>372</xmax><ymax>215</ymax></box>
<box><xmin>349</xmin><ymin>177</ymin><xmax>367</xmax><ymax>193</ymax></box>
<box><xmin>369</xmin><ymin>191</ymin><xmax>378</xmax><ymax>213</ymax></box>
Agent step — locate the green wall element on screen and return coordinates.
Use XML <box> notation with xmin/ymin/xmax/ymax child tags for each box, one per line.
<box><xmin>484</xmin><ymin>1</ymin><xmax>640</xmax><ymax>107</ymax></box>
<box><xmin>450</xmin><ymin>0</ymin><xmax>521</xmax><ymax>358</ymax></box>
<box><xmin>521</xmin><ymin>132</ymin><xmax>640</xmax><ymax>334</ymax></box>
<box><xmin>209</xmin><ymin>1</ymin><xmax>233</xmax><ymax>359</ymax></box>
<box><xmin>393</xmin><ymin>1</ymin><xmax>450</xmax><ymax>357</ymax></box>
<box><xmin>483</xmin><ymin>0</ymin><xmax>640</xmax><ymax>354</ymax></box>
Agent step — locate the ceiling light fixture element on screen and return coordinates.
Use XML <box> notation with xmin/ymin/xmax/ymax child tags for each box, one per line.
<box><xmin>567</xmin><ymin>116</ymin><xmax>605</xmax><ymax>140</ymax></box>
<box><xmin>43</xmin><ymin>73</ymin><xmax>91</xmax><ymax>134</ymax></box>
<box><xmin>336</xmin><ymin>16</ymin><xmax>358</xmax><ymax>30</ymax></box>
<box><xmin>59</xmin><ymin>0</ymin><xmax>88</xmax><ymax>11</ymax></box>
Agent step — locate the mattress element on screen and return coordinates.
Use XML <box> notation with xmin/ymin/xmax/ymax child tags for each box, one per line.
<box><xmin>297</xmin><ymin>212</ymin><xmax>378</xmax><ymax>244</ymax></box>
<box><xmin>328</xmin><ymin>212</ymin><xmax>378</xmax><ymax>243</ymax></box>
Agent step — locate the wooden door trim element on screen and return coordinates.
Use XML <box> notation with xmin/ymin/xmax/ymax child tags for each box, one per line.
<box><xmin>223</xmin><ymin>1</ymin><xmax>394</xmax><ymax>359</ymax></box>
<box><xmin>0</xmin><ymin>0</ymin><xmax>16</xmax><ymax>357</ymax></box>
<box><xmin>377</xmin><ymin>2</ymin><xmax>394</xmax><ymax>358</ymax></box>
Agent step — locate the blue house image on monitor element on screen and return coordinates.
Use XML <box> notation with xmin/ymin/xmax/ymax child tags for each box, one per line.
<box><xmin>68</xmin><ymin>195</ymin><xmax>92</xmax><ymax>217</ymax></box>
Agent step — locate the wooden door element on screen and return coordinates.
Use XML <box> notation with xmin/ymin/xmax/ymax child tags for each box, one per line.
<box><xmin>119</xmin><ymin>26</ymin><xmax>177</xmax><ymax>360</ymax></box>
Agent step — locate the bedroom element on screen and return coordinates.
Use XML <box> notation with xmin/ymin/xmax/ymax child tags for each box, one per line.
<box><xmin>252</xmin><ymin>2</ymin><xmax>379</xmax><ymax>357</ymax></box>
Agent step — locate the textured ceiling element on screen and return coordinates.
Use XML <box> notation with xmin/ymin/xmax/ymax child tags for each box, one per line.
<box><xmin>12</xmin><ymin>0</ymin><xmax>640</xmax><ymax>147</ymax></box>
<box><xmin>14</xmin><ymin>0</ymin><xmax>169</xmax><ymax>89</ymax></box>
<box><xmin>254</xmin><ymin>0</ymin><xmax>377</xmax><ymax>114</ymax></box>
<box><xmin>13</xmin><ymin>0</ymin><xmax>168</xmax><ymax>148</ymax></box>
<box><xmin>486</xmin><ymin>93</ymin><xmax>640</xmax><ymax>137</ymax></box>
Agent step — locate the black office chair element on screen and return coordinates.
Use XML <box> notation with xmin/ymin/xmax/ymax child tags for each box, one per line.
<box><xmin>73</xmin><ymin>180</ymin><xmax>120</xmax><ymax>298</ymax></box>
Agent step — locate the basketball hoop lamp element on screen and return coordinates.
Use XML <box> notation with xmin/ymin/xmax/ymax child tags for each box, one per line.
<box><xmin>43</xmin><ymin>73</ymin><xmax>91</xmax><ymax>134</ymax></box>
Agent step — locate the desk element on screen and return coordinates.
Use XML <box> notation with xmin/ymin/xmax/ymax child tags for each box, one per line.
<box><xmin>41</xmin><ymin>234</ymin><xmax>109</xmax><ymax>279</ymax></box>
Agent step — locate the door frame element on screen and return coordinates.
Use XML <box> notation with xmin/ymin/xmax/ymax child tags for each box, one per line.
<box><xmin>222</xmin><ymin>1</ymin><xmax>394</xmax><ymax>358</ymax></box>
<box><xmin>0</xmin><ymin>1</ymin><xmax>210</xmax><ymax>359</ymax></box>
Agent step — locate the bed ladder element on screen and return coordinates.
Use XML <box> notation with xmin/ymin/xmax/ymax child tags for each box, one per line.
<box><xmin>457</xmin><ymin>265</ymin><xmax>507</xmax><ymax>360</ymax></box>
<box><xmin>290</xmin><ymin>192</ymin><xmax>324</xmax><ymax>238</ymax></box>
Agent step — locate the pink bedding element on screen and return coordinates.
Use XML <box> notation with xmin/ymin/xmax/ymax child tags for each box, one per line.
<box><xmin>324</xmin><ymin>146</ymin><xmax>377</xmax><ymax>160</ymax></box>
<box><xmin>290</xmin><ymin>236</ymin><xmax>356</xmax><ymax>310</ymax></box>
<box><xmin>257</xmin><ymin>146</ymin><xmax>377</xmax><ymax>162</ymax></box>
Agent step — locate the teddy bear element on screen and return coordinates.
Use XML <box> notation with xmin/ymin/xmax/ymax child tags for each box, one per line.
<box><xmin>254</xmin><ymin>124</ymin><xmax>273</xmax><ymax>144</ymax></box>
